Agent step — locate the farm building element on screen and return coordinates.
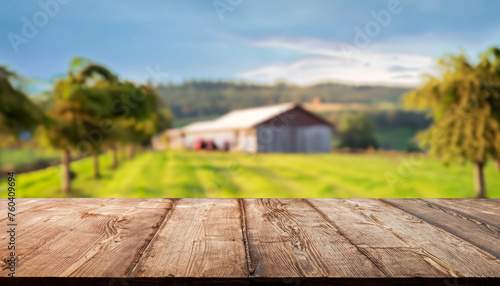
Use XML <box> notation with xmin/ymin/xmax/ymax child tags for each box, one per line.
<box><xmin>153</xmin><ymin>103</ymin><xmax>333</xmax><ymax>153</ymax></box>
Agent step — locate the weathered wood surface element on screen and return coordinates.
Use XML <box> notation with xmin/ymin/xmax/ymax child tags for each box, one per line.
<box><xmin>424</xmin><ymin>199</ymin><xmax>500</xmax><ymax>229</ymax></box>
<box><xmin>1</xmin><ymin>199</ymin><xmax>172</xmax><ymax>277</ymax></box>
<box><xmin>243</xmin><ymin>199</ymin><xmax>384</xmax><ymax>278</ymax></box>
<box><xmin>131</xmin><ymin>199</ymin><xmax>248</xmax><ymax>277</ymax></box>
<box><xmin>384</xmin><ymin>199</ymin><xmax>500</xmax><ymax>259</ymax></box>
<box><xmin>0</xmin><ymin>198</ymin><xmax>499</xmax><ymax>285</ymax></box>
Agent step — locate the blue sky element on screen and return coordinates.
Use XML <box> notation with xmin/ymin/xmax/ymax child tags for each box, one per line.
<box><xmin>1</xmin><ymin>0</ymin><xmax>500</xmax><ymax>88</ymax></box>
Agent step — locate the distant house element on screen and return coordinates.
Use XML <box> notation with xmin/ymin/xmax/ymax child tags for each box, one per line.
<box><xmin>153</xmin><ymin>103</ymin><xmax>333</xmax><ymax>153</ymax></box>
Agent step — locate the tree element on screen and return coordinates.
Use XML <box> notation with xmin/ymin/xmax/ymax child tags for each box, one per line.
<box><xmin>95</xmin><ymin>78</ymin><xmax>173</xmax><ymax>167</ymax></box>
<box><xmin>337</xmin><ymin>112</ymin><xmax>379</xmax><ymax>149</ymax></box>
<box><xmin>404</xmin><ymin>49</ymin><xmax>500</xmax><ymax>198</ymax></box>
<box><xmin>75</xmin><ymin>61</ymin><xmax>118</xmax><ymax>178</ymax></box>
<box><xmin>38</xmin><ymin>58</ymin><xmax>116</xmax><ymax>193</ymax></box>
<box><xmin>114</xmin><ymin>83</ymin><xmax>172</xmax><ymax>157</ymax></box>
<box><xmin>477</xmin><ymin>47</ymin><xmax>500</xmax><ymax>171</ymax></box>
<box><xmin>0</xmin><ymin>66</ymin><xmax>46</xmax><ymax>143</ymax></box>
<box><xmin>103</xmin><ymin>81</ymin><xmax>141</xmax><ymax>166</ymax></box>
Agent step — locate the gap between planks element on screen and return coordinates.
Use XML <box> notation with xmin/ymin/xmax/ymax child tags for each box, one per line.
<box><xmin>125</xmin><ymin>198</ymin><xmax>500</xmax><ymax>279</ymax></box>
<box><xmin>381</xmin><ymin>199</ymin><xmax>500</xmax><ymax>260</ymax></box>
<box><xmin>423</xmin><ymin>199</ymin><xmax>500</xmax><ymax>229</ymax></box>
<box><xmin>125</xmin><ymin>199</ymin><xmax>180</xmax><ymax>276</ymax></box>
<box><xmin>238</xmin><ymin>199</ymin><xmax>254</xmax><ymax>278</ymax></box>
<box><xmin>302</xmin><ymin>199</ymin><xmax>390</xmax><ymax>278</ymax></box>
<box><xmin>132</xmin><ymin>198</ymin><xmax>382</xmax><ymax>278</ymax></box>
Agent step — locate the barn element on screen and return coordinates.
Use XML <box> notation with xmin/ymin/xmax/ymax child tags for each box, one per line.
<box><xmin>153</xmin><ymin>103</ymin><xmax>333</xmax><ymax>153</ymax></box>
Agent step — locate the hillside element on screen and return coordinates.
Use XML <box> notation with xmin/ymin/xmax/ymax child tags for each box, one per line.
<box><xmin>156</xmin><ymin>81</ymin><xmax>411</xmax><ymax>122</ymax></box>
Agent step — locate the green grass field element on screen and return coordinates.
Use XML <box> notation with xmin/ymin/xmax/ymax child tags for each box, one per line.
<box><xmin>0</xmin><ymin>148</ymin><xmax>61</xmax><ymax>172</ymax></box>
<box><xmin>1</xmin><ymin>150</ymin><xmax>499</xmax><ymax>198</ymax></box>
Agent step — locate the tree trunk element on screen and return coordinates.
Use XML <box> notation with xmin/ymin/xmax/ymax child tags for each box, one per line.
<box><xmin>93</xmin><ymin>151</ymin><xmax>100</xmax><ymax>179</ymax></box>
<box><xmin>495</xmin><ymin>159</ymin><xmax>500</xmax><ymax>172</ymax></box>
<box><xmin>473</xmin><ymin>161</ymin><xmax>487</xmax><ymax>198</ymax></box>
<box><xmin>111</xmin><ymin>147</ymin><xmax>118</xmax><ymax>169</ymax></box>
<box><xmin>128</xmin><ymin>145</ymin><xmax>135</xmax><ymax>159</ymax></box>
<box><xmin>61</xmin><ymin>148</ymin><xmax>70</xmax><ymax>195</ymax></box>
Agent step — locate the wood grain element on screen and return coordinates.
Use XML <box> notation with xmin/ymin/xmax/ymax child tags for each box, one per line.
<box><xmin>131</xmin><ymin>198</ymin><xmax>248</xmax><ymax>278</ymax></box>
<box><xmin>242</xmin><ymin>199</ymin><xmax>385</xmax><ymax>278</ymax></box>
<box><xmin>308</xmin><ymin>199</ymin><xmax>452</xmax><ymax>277</ymax></box>
<box><xmin>1</xmin><ymin>198</ymin><xmax>172</xmax><ymax>277</ymax></box>
<box><xmin>424</xmin><ymin>199</ymin><xmax>500</xmax><ymax>229</ymax></box>
<box><xmin>3</xmin><ymin>277</ymin><xmax>500</xmax><ymax>286</ymax></box>
<box><xmin>0</xmin><ymin>198</ymin><xmax>116</xmax><ymax>272</ymax></box>
<box><xmin>1</xmin><ymin>198</ymin><xmax>499</xmax><ymax>284</ymax></box>
<box><xmin>384</xmin><ymin>199</ymin><xmax>500</xmax><ymax>259</ymax></box>
<box><xmin>348</xmin><ymin>199</ymin><xmax>500</xmax><ymax>277</ymax></box>
<box><xmin>0</xmin><ymin>198</ymin><xmax>73</xmax><ymax>225</ymax></box>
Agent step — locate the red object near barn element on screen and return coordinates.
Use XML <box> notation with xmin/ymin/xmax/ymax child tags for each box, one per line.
<box><xmin>193</xmin><ymin>138</ymin><xmax>207</xmax><ymax>150</ymax></box>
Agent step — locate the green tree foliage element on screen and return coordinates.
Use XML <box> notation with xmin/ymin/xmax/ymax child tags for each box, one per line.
<box><xmin>37</xmin><ymin>58</ymin><xmax>118</xmax><ymax>192</ymax></box>
<box><xmin>76</xmin><ymin>62</ymin><xmax>118</xmax><ymax>178</ymax></box>
<box><xmin>0</xmin><ymin>66</ymin><xmax>46</xmax><ymax>144</ymax></box>
<box><xmin>404</xmin><ymin>48</ymin><xmax>500</xmax><ymax>198</ymax></box>
<box><xmin>337</xmin><ymin>112</ymin><xmax>379</xmax><ymax>149</ymax></box>
<box><xmin>108</xmin><ymin>81</ymin><xmax>172</xmax><ymax>160</ymax></box>
<box><xmin>39</xmin><ymin>57</ymin><xmax>174</xmax><ymax>194</ymax></box>
<box><xmin>477</xmin><ymin>47</ymin><xmax>500</xmax><ymax>171</ymax></box>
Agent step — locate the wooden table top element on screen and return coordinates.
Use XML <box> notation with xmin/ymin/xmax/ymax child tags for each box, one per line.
<box><xmin>1</xmin><ymin>198</ymin><xmax>499</xmax><ymax>285</ymax></box>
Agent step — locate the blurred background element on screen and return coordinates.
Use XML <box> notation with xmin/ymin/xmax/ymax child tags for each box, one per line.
<box><xmin>1</xmin><ymin>0</ymin><xmax>499</xmax><ymax>198</ymax></box>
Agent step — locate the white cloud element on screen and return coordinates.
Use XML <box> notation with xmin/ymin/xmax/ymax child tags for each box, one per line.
<box><xmin>237</xmin><ymin>38</ymin><xmax>437</xmax><ymax>86</ymax></box>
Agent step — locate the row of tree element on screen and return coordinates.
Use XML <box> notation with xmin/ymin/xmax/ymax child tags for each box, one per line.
<box><xmin>0</xmin><ymin>58</ymin><xmax>172</xmax><ymax>194</ymax></box>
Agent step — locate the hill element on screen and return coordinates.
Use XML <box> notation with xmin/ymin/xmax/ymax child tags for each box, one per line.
<box><xmin>156</xmin><ymin>81</ymin><xmax>411</xmax><ymax>122</ymax></box>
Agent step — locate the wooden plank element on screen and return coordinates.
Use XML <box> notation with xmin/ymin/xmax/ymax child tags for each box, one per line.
<box><xmin>1</xmin><ymin>198</ymin><xmax>500</xmax><ymax>283</ymax></box>
<box><xmin>384</xmin><ymin>199</ymin><xmax>500</xmax><ymax>259</ymax></box>
<box><xmin>131</xmin><ymin>198</ymin><xmax>248</xmax><ymax>278</ymax></box>
<box><xmin>0</xmin><ymin>198</ymin><xmax>117</xmax><ymax>272</ymax></box>
<box><xmin>242</xmin><ymin>198</ymin><xmax>385</xmax><ymax>278</ymax></box>
<box><xmin>307</xmin><ymin>199</ymin><xmax>452</xmax><ymax>277</ymax></box>
<box><xmin>0</xmin><ymin>198</ymin><xmax>67</xmax><ymax>224</ymax></box>
<box><xmin>2</xmin><ymin>277</ymin><xmax>500</xmax><ymax>286</ymax></box>
<box><xmin>425</xmin><ymin>199</ymin><xmax>500</xmax><ymax>228</ymax></box>
<box><xmin>341</xmin><ymin>199</ymin><xmax>500</xmax><ymax>277</ymax></box>
<box><xmin>0</xmin><ymin>198</ymin><xmax>172</xmax><ymax>277</ymax></box>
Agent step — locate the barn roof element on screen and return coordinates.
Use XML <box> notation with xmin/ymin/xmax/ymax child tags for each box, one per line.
<box><xmin>183</xmin><ymin>102</ymin><xmax>298</xmax><ymax>133</ymax></box>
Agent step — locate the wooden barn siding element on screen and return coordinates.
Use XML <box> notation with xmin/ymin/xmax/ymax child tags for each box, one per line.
<box><xmin>256</xmin><ymin>125</ymin><xmax>331</xmax><ymax>153</ymax></box>
<box><xmin>256</xmin><ymin>107</ymin><xmax>332</xmax><ymax>153</ymax></box>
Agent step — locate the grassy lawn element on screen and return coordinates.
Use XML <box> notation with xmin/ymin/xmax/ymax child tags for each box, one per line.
<box><xmin>0</xmin><ymin>148</ymin><xmax>61</xmax><ymax>172</ymax></box>
<box><xmin>1</xmin><ymin>150</ymin><xmax>499</xmax><ymax>198</ymax></box>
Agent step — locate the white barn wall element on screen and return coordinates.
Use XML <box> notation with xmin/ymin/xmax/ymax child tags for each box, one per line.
<box><xmin>236</xmin><ymin>130</ymin><xmax>257</xmax><ymax>153</ymax></box>
<box><xmin>168</xmin><ymin>136</ymin><xmax>185</xmax><ymax>149</ymax></box>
